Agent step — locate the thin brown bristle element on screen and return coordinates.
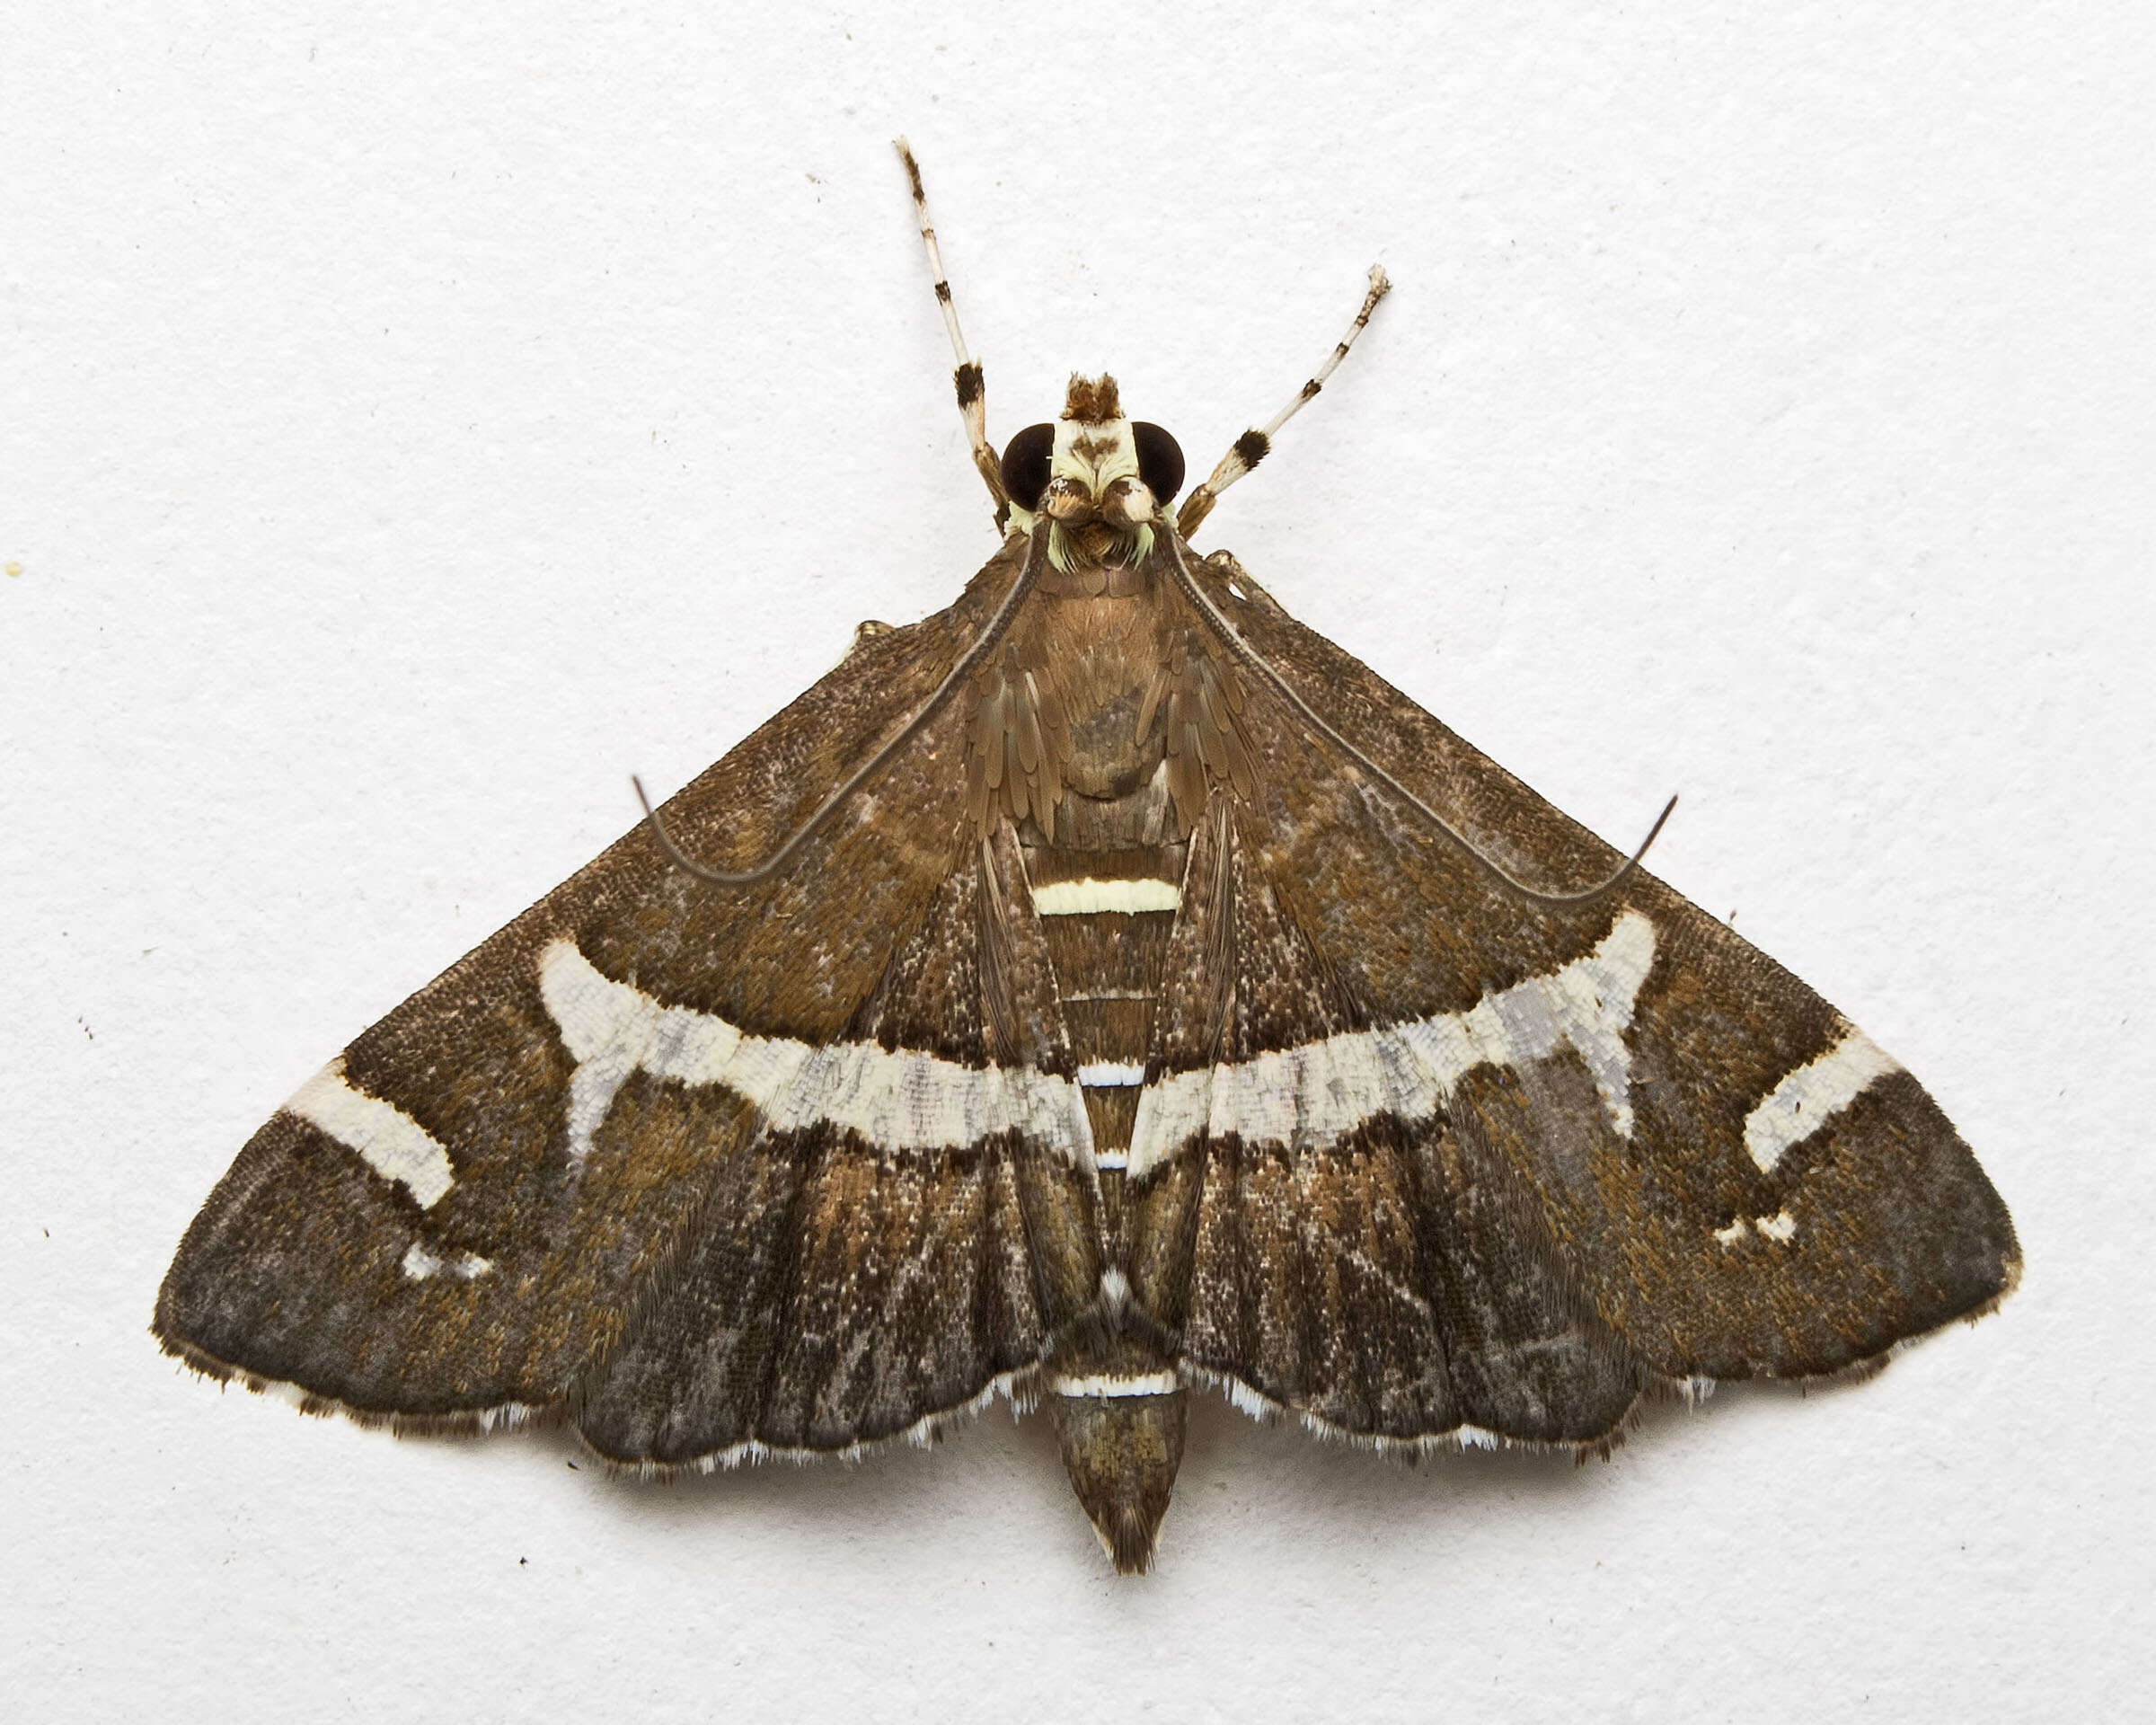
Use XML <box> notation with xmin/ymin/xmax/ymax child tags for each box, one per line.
<box><xmin>894</xmin><ymin>137</ymin><xmax>924</xmax><ymax>200</ymax></box>
<box><xmin>1107</xmin><ymin>1508</ymin><xmax>1158</xmax><ymax>1575</ymax></box>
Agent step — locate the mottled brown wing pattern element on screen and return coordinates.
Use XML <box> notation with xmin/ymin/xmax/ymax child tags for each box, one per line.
<box><xmin>1126</xmin><ymin>792</ymin><xmax>1646</xmax><ymax>1446</ymax></box>
<box><xmin>157</xmin><ymin>535</ymin><xmax>1104</xmax><ymax>1461</ymax></box>
<box><xmin>1121</xmin><ymin>544</ymin><xmax>2017</xmax><ymax>1446</ymax></box>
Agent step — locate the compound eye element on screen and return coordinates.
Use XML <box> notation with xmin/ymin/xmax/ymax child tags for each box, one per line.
<box><xmin>999</xmin><ymin>423</ymin><xmax>1055</xmax><ymax>510</ymax></box>
<box><xmin>1133</xmin><ymin>422</ymin><xmax>1184</xmax><ymax>505</ymax></box>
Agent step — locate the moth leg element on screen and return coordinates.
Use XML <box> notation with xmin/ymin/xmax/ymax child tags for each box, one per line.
<box><xmin>894</xmin><ymin>137</ymin><xmax>1012</xmax><ymax>530</ymax></box>
<box><xmin>1175</xmin><ymin>265</ymin><xmax>1392</xmax><ymax>539</ymax></box>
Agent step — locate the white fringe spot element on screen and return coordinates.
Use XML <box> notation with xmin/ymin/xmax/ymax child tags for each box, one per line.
<box><xmin>400</xmin><ymin>1242</ymin><xmax>494</xmax><ymax>1281</ymax></box>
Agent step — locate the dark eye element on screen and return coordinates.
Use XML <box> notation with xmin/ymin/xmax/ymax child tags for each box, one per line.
<box><xmin>1000</xmin><ymin>423</ymin><xmax>1055</xmax><ymax>509</ymax></box>
<box><xmin>1133</xmin><ymin>422</ymin><xmax>1184</xmax><ymax>504</ymax></box>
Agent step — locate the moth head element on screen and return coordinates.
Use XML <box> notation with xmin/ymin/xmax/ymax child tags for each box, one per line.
<box><xmin>1001</xmin><ymin>374</ymin><xmax>1185</xmax><ymax>579</ymax></box>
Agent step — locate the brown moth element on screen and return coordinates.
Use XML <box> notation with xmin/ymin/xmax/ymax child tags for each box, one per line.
<box><xmin>156</xmin><ymin>143</ymin><xmax>2019</xmax><ymax>1574</ymax></box>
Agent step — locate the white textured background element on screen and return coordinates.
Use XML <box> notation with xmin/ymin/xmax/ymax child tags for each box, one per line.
<box><xmin>4</xmin><ymin>4</ymin><xmax>2148</xmax><ymax>1721</ymax></box>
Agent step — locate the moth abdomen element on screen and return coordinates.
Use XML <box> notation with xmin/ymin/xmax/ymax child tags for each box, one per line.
<box><xmin>1048</xmin><ymin>1371</ymin><xmax>1188</xmax><ymax>1576</ymax></box>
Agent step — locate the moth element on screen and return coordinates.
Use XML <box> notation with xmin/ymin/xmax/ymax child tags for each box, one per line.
<box><xmin>157</xmin><ymin>143</ymin><xmax>2019</xmax><ymax>1574</ymax></box>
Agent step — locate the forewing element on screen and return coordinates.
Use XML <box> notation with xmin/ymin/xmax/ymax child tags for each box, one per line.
<box><xmin>1127</xmin><ymin>546</ymin><xmax>2016</xmax><ymax>1439</ymax></box>
<box><xmin>157</xmin><ymin>535</ymin><xmax>1104</xmax><ymax>1458</ymax></box>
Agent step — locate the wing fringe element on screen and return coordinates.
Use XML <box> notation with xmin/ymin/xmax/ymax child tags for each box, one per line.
<box><xmin>156</xmin><ymin>1326</ymin><xmax>1060</xmax><ymax>1476</ymax></box>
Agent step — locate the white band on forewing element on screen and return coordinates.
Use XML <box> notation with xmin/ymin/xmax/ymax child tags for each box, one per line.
<box><xmin>1127</xmin><ymin>910</ymin><xmax>1657</xmax><ymax>1179</ymax></box>
<box><xmin>287</xmin><ymin>1057</ymin><xmax>458</xmax><ymax>1209</ymax></box>
<box><xmin>538</xmin><ymin>939</ymin><xmax>1097</xmax><ymax>1167</ymax></box>
<box><xmin>1742</xmin><ymin>1030</ymin><xmax>1900</xmax><ymax>1172</ymax></box>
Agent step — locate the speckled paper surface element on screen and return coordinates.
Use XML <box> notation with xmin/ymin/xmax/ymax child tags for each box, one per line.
<box><xmin>3</xmin><ymin>5</ymin><xmax>2145</xmax><ymax>1720</ymax></box>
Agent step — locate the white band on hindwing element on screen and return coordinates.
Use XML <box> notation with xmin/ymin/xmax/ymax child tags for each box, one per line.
<box><xmin>1127</xmin><ymin>910</ymin><xmax>1658</xmax><ymax>1178</ymax></box>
